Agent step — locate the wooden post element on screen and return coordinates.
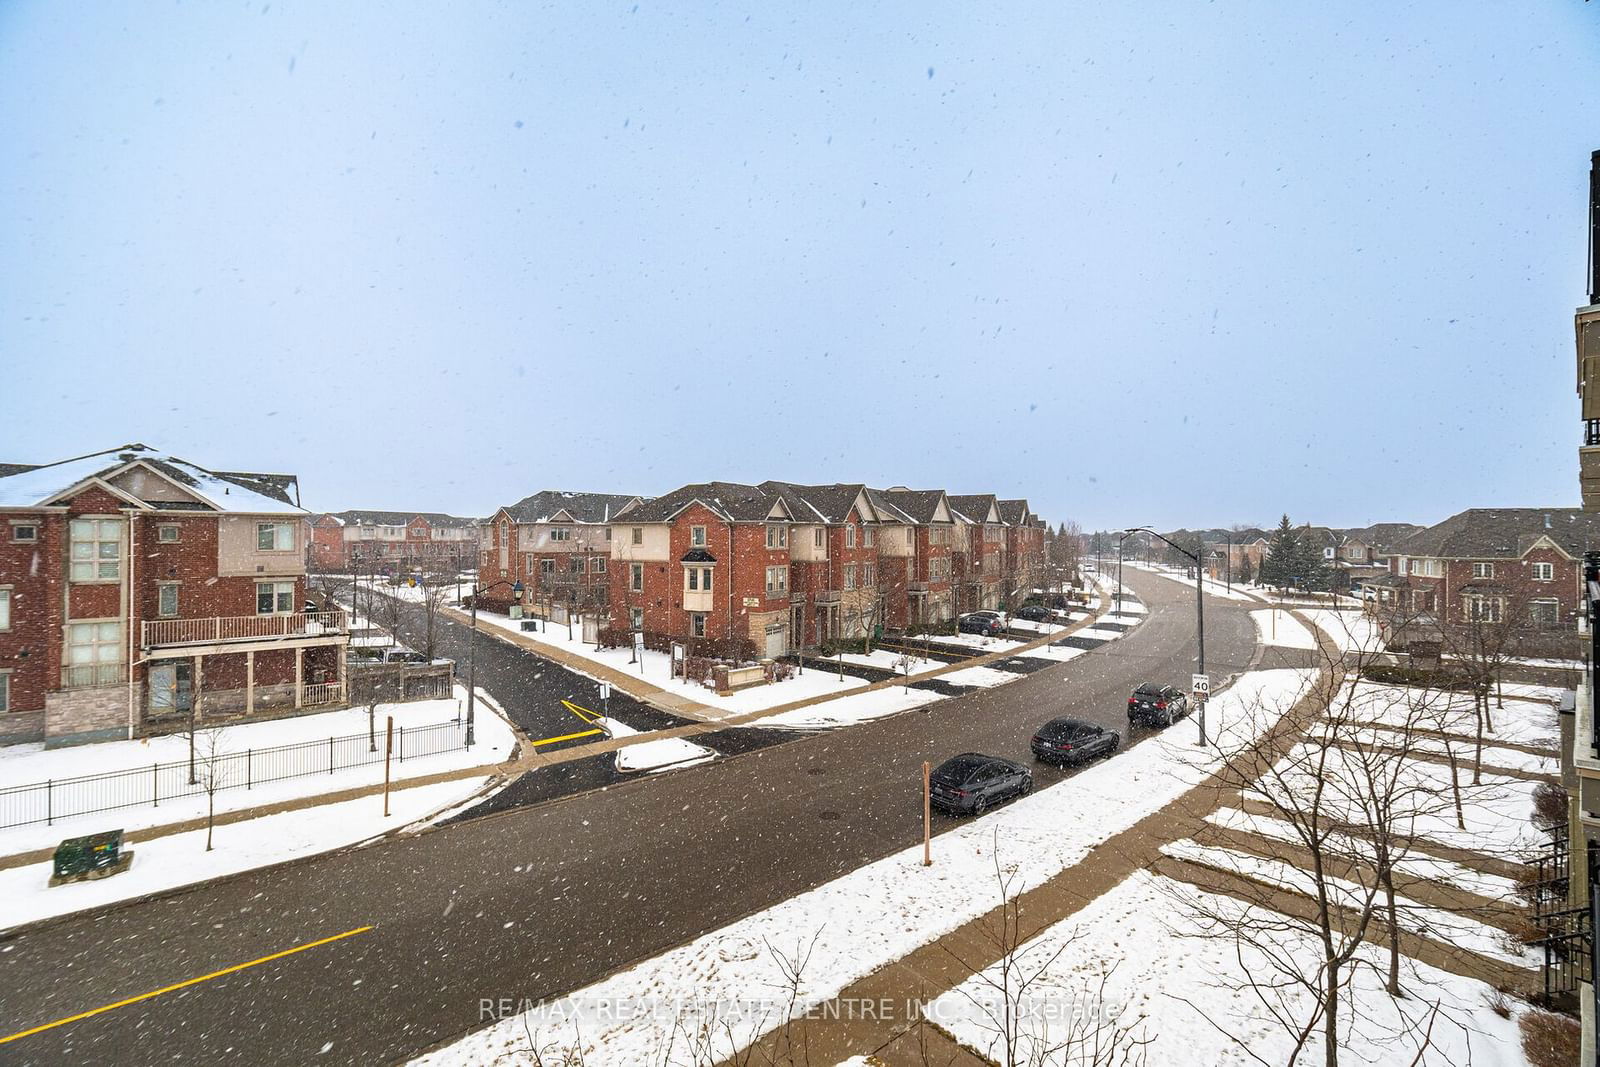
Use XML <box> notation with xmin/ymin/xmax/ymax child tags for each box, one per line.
<box><xmin>245</xmin><ymin>650</ymin><xmax>255</xmax><ymax>716</ymax></box>
<box><xmin>384</xmin><ymin>715</ymin><xmax>394</xmax><ymax>817</ymax></box>
<box><xmin>192</xmin><ymin>655</ymin><xmax>203</xmax><ymax>720</ymax></box>
<box><xmin>922</xmin><ymin>760</ymin><xmax>932</xmax><ymax>866</ymax></box>
<box><xmin>294</xmin><ymin>647</ymin><xmax>304</xmax><ymax>708</ymax></box>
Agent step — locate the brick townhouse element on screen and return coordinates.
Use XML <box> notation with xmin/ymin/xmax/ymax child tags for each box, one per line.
<box><xmin>1368</xmin><ymin>508</ymin><xmax>1598</xmax><ymax>633</ymax></box>
<box><xmin>758</xmin><ymin>482</ymin><xmax>887</xmax><ymax>648</ymax></box>
<box><xmin>609</xmin><ymin>483</ymin><xmax>798</xmax><ymax>658</ymax></box>
<box><xmin>874</xmin><ymin>488</ymin><xmax>957</xmax><ymax>629</ymax></box>
<box><xmin>309</xmin><ymin>510</ymin><xmax>478</xmax><ymax>573</ymax></box>
<box><xmin>947</xmin><ymin>494</ymin><xmax>1007</xmax><ymax>612</ymax></box>
<box><xmin>0</xmin><ymin>444</ymin><xmax>347</xmax><ymax>748</ymax></box>
<box><xmin>479</xmin><ymin>491</ymin><xmax>641</xmax><ymax>613</ymax></box>
<box><xmin>998</xmin><ymin>499</ymin><xmax>1047</xmax><ymax>600</ymax></box>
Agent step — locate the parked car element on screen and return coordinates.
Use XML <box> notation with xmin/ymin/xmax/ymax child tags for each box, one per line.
<box><xmin>1127</xmin><ymin>683</ymin><xmax>1189</xmax><ymax>727</ymax></box>
<box><xmin>958</xmin><ymin>613</ymin><xmax>1006</xmax><ymax>636</ymax></box>
<box><xmin>382</xmin><ymin>649</ymin><xmax>430</xmax><ymax>664</ymax></box>
<box><xmin>928</xmin><ymin>753</ymin><xmax>1033</xmax><ymax>815</ymax></box>
<box><xmin>1031</xmin><ymin>717</ymin><xmax>1120</xmax><ymax>764</ymax></box>
<box><xmin>1014</xmin><ymin>604</ymin><xmax>1051</xmax><ymax>622</ymax></box>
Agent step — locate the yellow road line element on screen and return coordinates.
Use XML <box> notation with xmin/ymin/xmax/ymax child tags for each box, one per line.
<box><xmin>0</xmin><ymin>925</ymin><xmax>373</xmax><ymax>1045</ymax></box>
<box><xmin>530</xmin><ymin>728</ymin><xmax>604</xmax><ymax>747</ymax></box>
<box><xmin>559</xmin><ymin>698</ymin><xmax>604</xmax><ymax>724</ymax></box>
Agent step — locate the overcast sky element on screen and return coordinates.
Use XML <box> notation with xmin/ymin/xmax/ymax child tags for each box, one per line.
<box><xmin>3</xmin><ymin>3</ymin><xmax>1597</xmax><ymax>530</ymax></box>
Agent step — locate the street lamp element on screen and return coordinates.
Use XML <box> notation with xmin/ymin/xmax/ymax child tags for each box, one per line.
<box><xmin>1125</xmin><ymin>527</ymin><xmax>1208</xmax><ymax>746</ymax></box>
<box><xmin>466</xmin><ymin>578</ymin><xmax>523</xmax><ymax>746</ymax></box>
<box><xmin>1115</xmin><ymin>531</ymin><xmax>1132</xmax><ymax>619</ymax></box>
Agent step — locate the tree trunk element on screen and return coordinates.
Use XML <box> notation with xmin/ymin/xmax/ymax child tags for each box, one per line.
<box><xmin>1483</xmin><ymin>681</ymin><xmax>1496</xmax><ymax>732</ymax></box>
<box><xmin>1382</xmin><ymin>866</ymin><xmax>1402</xmax><ymax>996</ymax></box>
<box><xmin>1324</xmin><ymin>958</ymin><xmax>1340</xmax><ymax>1067</ymax></box>
<box><xmin>1444</xmin><ymin>739</ymin><xmax>1466</xmax><ymax>830</ymax></box>
<box><xmin>1472</xmin><ymin>689</ymin><xmax>1484</xmax><ymax>786</ymax></box>
<box><xmin>206</xmin><ymin>789</ymin><xmax>215</xmax><ymax>852</ymax></box>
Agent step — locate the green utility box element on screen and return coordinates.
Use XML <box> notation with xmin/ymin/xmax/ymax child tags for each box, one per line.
<box><xmin>52</xmin><ymin>830</ymin><xmax>124</xmax><ymax>880</ymax></box>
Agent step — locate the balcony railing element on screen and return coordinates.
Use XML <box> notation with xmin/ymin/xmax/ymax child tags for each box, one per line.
<box><xmin>302</xmin><ymin>681</ymin><xmax>344</xmax><ymax>706</ymax></box>
<box><xmin>61</xmin><ymin>663</ymin><xmax>126</xmax><ymax>690</ymax></box>
<box><xmin>142</xmin><ymin>611</ymin><xmax>347</xmax><ymax>649</ymax></box>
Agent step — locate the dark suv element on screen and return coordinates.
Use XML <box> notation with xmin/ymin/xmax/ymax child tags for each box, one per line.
<box><xmin>928</xmin><ymin>753</ymin><xmax>1032</xmax><ymax>815</ymax></box>
<box><xmin>1127</xmin><ymin>683</ymin><xmax>1188</xmax><ymax>727</ymax></box>
<box><xmin>1031</xmin><ymin>717</ymin><xmax>1120</xmax><ymax>765</ymax></box>
<box><xmin>958</xmin><ymin>612</ymin><xmax>1006</xmax><ymax>636</ymax></box>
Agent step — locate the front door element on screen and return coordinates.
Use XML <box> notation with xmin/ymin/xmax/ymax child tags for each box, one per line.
<box><xmin>148</xmin><ymin>662</ymin><xmax>193</xmax><ymax>716</ymax></box>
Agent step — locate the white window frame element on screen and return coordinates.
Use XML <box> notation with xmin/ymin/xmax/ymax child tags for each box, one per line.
<box><xmin>549</xmin><ymin>527</ymin><xmax>572</xmax><ymax>542</ymax></box>
<box><xmin>864</xmin><ymin>526</ymin><xmax>875</xmax><ymax>548</ymax></box>
<box><xmin>1529</xmin><ymin>598</ymin><xmax>1560</xmax><ymax>627</ymax></box>
<box><xmin>766</xmin><ymin>525</ymin><xmax>788</xmax><ymax>549</ymax></box>
<box><xmin>592</xmin><ymin>556</ymin><xmax>607</xmax><ymax>573</ymax></box>
<box><xmin>863</xmin><ymin>562</ymin><xmax>876</xmax><ymax>586</ymax></box>
<box><xmin>70</xmin><ymin>517</ymin><xmax>123</xmax><ymax>583</ymax></box>
<box><xmin>11</xmin><ymin>522</ymin><xmax>37</xmax><ymax>543</ymax></box>
<box><xmin>1463</xmin><ymin>594</ymin><xmax>1503</xmax><ymax>624</ymax></box>
<box><xmin>157</xmin><ymin>524</ymin><xmax>180</xmax><ymax>543</ymax></box>
<box><xmin>1532</xmin><ymin>561</ymin><xmax>1555</xmax><ymax>581</ymax></box>
<box><xmin>844</xmin><ymin>563</ymin><xmax>857</xmax><ymax>591</ymax></box>
<box><xmin>630</xmin><ymin>563</ymin><xmax>644</xmax><ymax>592</ymax></box>
<box><xmin>540</xmin><ymin>558</ymin><xmax>556</xmax><ymax>575</ymax></box>
<box><xmin>631</xmin><ymin>527</ymin><xmax>643</xmax><ymax>545</ymax></box>
<box><xmin>690</xmin><ymin>612</ymin><xmax>707</xmax><ymax>638</ymax></box>
<box><xmin>157</xmin><ymin>582</ymin><xmax>180</xmax><ymax>619</ymax></box>
<box><xmin>691</xmin><ymin>526</ymin><xmax>707</xmax><ymax>547</ymax></box>
<box><xmin>685</xmin><ymin>566</ymin><xmax>714</xmax><ymax>594</ymax></box>
<box><xmin>629</xmin><ymin>607</ymin><xmax>644</xmax><ymax>629</ymax></box>
<box><xmin>0</xmin><ymin>670</ymin><xmax>9</xmax><ymax>713</ymax></box>
<box><xmin>255</xmin><ymin>580</ymin><xmax>296</xmax><ymax>615</ymax></box>
<box><xmin>0</xmin><ymin>587</ymin><xmax>10</xmax><ymax>631</ymax></box>
<box><xmin>256</xmin><ymin>521</ymin><xmax>296</xmax><ymax>552</ymax></box>
<box><xmin>65</xmin><ymin>619</ymin><xmax>124</xmax><ymax>681</ymax></box>
<box><xmin>1471</xmin><ymin>562</ymin><xmax>1494</xmax><ymax>580</ymax></box>
<box><xmin>846</xmin><ymin>524</ymin><xmax>856</xmax><ymax>548</ymax></box>
<box><xmin>765</xmin><ymin>565</ymin><xmax>788</xmax><ymax>596</ymax></box>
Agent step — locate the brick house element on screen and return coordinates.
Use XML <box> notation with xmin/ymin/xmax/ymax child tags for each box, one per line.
<box><xmin>947</xmin><ymin>494</ymin><xmax>1006</xmax><ymax>612</ymax></box>
<box><xmin>479</xmin><ymin>491</ymin><xmax>641</xmax><ymax>614</ymax></box>
<box><xmin>0</xmin><ymin>444</ymin><xmax>347</xmax><ymax>747</ymax></box>
<box><xmin>998</xmin><ymin>499</ymin><xmax>1046</xmax><ymax>601</ymax></box>
<box><xmin>608</xmin><ymin>483</ymin><xmax>798</xmax><ymax>658</ymax></box>
<box><xmin>876</xmin><ymin>488</ymin><xmax>957</xmax><ymax>627</ymax></box>
<box><xmin>1368</xmin><ymin>508</ymin><xmax>1599</xmax><ymax>638</ymax></box>
<box><xmin>759</xmin><ymin>482</ymin><xmax>890</xmax><ymax>649</ymax></box>
<box><xmin>309</xmin><ymin>510</ymin><xmax>478</xmax><ymax>574</ymax></box>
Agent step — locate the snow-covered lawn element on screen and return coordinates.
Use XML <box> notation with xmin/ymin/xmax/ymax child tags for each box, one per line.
<box><xmin>1301</xmin><ymin>608</ymin><xmax>1386</xmax><ymax>654</ymax></box>
<box><xmin>1350</xmin><ymin>681</ymin><xmax>1560</xmax><ymax>749</ymax></box>
<box><xmin>926</xmin><ymin>870</ymin><xmax>1531</xmax><ymax>1067</ymax></box>
<box><xmin>938</xmin><ymin>665</ymin><xmax>1029</xmax><ymax>688</ymax></box>
<box><xmin>0</xmin><ymin>776</ymin><xmax>493</xmax><ymax>934</ymax></box>
<box><xmin>1250</xmin><ymin>608</ymin><xmax>1319</xmax><ymax>650</ymax></box>
<box><xmin>835</xmin><ymin>649</ymin><xmax>940</xmax><ymax>673</ymax></box>
<box><xmin>755</xmin><ymin>685</ymin><xmax>942</xmax><ymax>730</ymax></box>
<box><xmin>1160</xmin><ymin>838</ymin><xmax>1536</xmax><ymax>968</ymax></box>
<box><xmin>1125</xmin><ymin>561</ymin><xmax>1264</xmax><ymax>602</ymax></box>
<box><xmin>414</xmin><ymin>669</ymin><xmax>1316</xmax><ymax>1066</ymax></box>
<box><xmin>0</xmin><ymin>688</ymin><xmax>516</xmax><ymax>858</ymax></box>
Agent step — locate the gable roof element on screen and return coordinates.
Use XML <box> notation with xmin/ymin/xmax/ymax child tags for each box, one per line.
<box><xmin>1395</xmin><ymin>508</ymin><xmax>1600</xmax><ymax>560</ymax></box>
<box><xmin>1350</xmin><ymin>522</ymin><xmax>1425</xmax><ymax>552</ymax></box>
<box><xmin>616</xmin><ymin>482</ymin><xmax>791</xmax><ymax>524</ymax></box>
<box><xmin>877</xmin><ymin>488</ymin><xmax>952</xmax><ymax>524</ymax></box>
<box><xmin>757</xmin><ymin>481</ymin><xmax>874</xmax><ymax>524</ymax></box>
<box><xmin>946</xmin><ymin>494</ymin><xmax>1001</xmax><ymax>524</ymax></box>
<box><xmin>500</xmin><ymin>490</ymin><xmax>641</xmax><ymax>526</ymax></box>
<box><xmin>0</xmin><ymin>443</ymin><xmax>302</xmax><ymax>512</ymax></box>
<box><xmin>864</xmin><ymin>488</ymin><xmax>917</xmax><ymax>525</ymax></box>
<box><xmin>996</xmin><ymin>499</ymin><xmax>1030</xmax><ymax>526</ymax></box>
<box><xmin>332</xmin><ymin>509</ymin><xmax>478</xmax><ymax>528</ymax></box>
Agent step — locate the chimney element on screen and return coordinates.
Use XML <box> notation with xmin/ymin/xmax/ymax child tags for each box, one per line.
<box><xmin>1591</xmin><ymin>149</ymin><xmax>1600</xmax><ymax>306</ymax></box>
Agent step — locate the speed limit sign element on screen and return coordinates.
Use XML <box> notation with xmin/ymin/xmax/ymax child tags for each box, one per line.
<box><xmin>1191</xmin><ymin>673</ymin><xmax>1211</xmax><ymax>701</ymax></box>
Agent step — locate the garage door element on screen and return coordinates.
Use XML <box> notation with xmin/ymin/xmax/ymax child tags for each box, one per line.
<box><xmin>764</xmin><ymin>624</ymin><xmax>788</xmax><ymax>659</ymax></box>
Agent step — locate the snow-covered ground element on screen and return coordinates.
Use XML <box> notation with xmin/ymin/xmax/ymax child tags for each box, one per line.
<box><xmin>1301</xmin><ymin>608</ymin><xmax>1386</xmax><ymax>654</ymax></box>
<box><xmin>1250</xmin><ymin>608</ymin><xmax>1319</xmax><ymax>650</ymax></box>
<box><xmin>413</xmin><ymin>669</ymin><xmax>1316</xmax><ymax>1066</ymax></box>
<box><xmin>1350</xmin><ymin>681</ymin><xmax>1561</xmax><ymax>749</ymax></box>
<box><xmin>926</xmin><ymin>870</ymin><xmax>1531</xmax><ymax>1067</ymax></box>
<box><xmin>0</xmin><ymin>776</ymin><xmax>492</xmax><ymax>933</ymax></box>
<box><xmin>0</xmin><ymin>688</ymin><xmax>516</xmax><ymax>858</ymax></box>
<box><xmin>601</xmin><ymin>717</ymin><xmax>715</xmax><ymax>773</ymax></box>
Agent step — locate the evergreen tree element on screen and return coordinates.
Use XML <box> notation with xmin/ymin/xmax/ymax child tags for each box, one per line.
<box><xmin>1260</xmin><ymin>515</ymin><xmax>1299</xmax><ymax>589</ymax></box>
<box><xmin>1292</xmin><ymin>526</ymin><xmax>1332</xmax><ymax>591</ymax></box>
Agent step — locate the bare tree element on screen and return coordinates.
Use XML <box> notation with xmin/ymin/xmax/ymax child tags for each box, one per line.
<box><xmin>1437</xmin><ymin>584</ymin><xmax>1537</xmax><ymax>784</ymax></box>
<box><xmin>415</xmin><ymin>576</ymin><xmax>452</xmax><ymax>662</ymax></box>
<box><xmin>193</xmin><ymin>724</ymin><xmax>232</xmax><ymax>852</ymax></box>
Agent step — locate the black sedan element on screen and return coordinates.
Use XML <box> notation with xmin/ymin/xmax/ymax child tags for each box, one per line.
<box><xmin>928</xmin><ymin>753</ymin><xmax>1032</xmax><ymax>815</ymax></box>
<box><xmin>1030</xmin><ymin>717</ymin><xmax>1120</xmax><ymax>764</ymax></box>
<box><xmin>1014</xmin><ymin>604</ymin><xmax>1052</xmax><ymax>622</ymax></box>
<box><xmin>1127</xmin><ymin>683</ymin><xmax>1189</xmax><ymax>727</ymax></box>
<box><xmin>958</xmin><ymin>613</ymin><xmax>1006</xmax><ymax>636</ymax></box>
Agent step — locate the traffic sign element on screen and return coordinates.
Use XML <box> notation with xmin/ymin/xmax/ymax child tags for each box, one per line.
<box><xmin>599</xmin><ymin>683</ymin><xmax>611</xmax><ymax>700</ymax></box>
<box><xmin>1192</xmin><ymin>673</ymin><xmax>1211</xmax><ymax>700</ymax></box>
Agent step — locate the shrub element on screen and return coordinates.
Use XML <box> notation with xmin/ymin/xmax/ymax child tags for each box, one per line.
<box><xmin>1358</xmin><ymin>663</ymin><xmax>1471</xmax><ymax>690</ymax></box>
<box><xmin>1531</xmin><ymin>781</ymin><xmax>1569</xmax><ymax>833</ymax></box>
<box><xmin>1520</xmin><ymin>1009</ymin><xmax>1579</xmax><ymax>1067</ymax></box>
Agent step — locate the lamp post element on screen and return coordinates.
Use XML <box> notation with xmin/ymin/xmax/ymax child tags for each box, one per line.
<box><xmin>1115</xmin><ymin>531</ymin><xmax>1132</xmax><ymax>619</ymax></box>
<box><xmin>1125</xmin><ymin>527</ymin><xmax>1207</xmax><ymax>746</ymax></box>
<box><xmin>466</xmin><ymin>578</ymin><xmax>523</xmax><ymax>746</ymax></box>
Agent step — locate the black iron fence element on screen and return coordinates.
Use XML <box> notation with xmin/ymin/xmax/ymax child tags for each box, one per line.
<box><xmin>0</xmin><ymin>718</ymin><xmax>468</xmax><ymax>831</ymax></box>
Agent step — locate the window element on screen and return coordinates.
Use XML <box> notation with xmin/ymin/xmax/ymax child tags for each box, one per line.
<box><xmin>256</xmin><ymin>522</ymin><xmax>295</xmax><ymax>551</ymax></box>
<box><xmin>499</xmin><ymin>525</ymin><xmax>509</xmax><ymax>546</ymax></box>
<box><xmin>629</xmin><ymin>607</ymin><xmax>644</xmax><ymax>629</ymax></box>
<box><xmin>157</xmin><ymin>524</ymin><xmax>179</xmax><ymax>543</ymax></box>
<box><xmin>605</xmin><ymin>527</ymin><xmax>613</xmax><ymax>542</ymax></box>
<box><xmin>864</xmin><ymin>526</ymin><xmax>875</xmax><ymax>548</ymax></box>
<box><xmin>540</xmin><ymin>559</ymin><xmax>556</xmax><ymax>575</ymax></box>
<box><xmin>157</xmin><ymin>583</ymin><xmax>179</xmax><ymax>618</ymax></box>
<box><xmin>691</xmin><ymin>526</ymin><xmax>707</xmax><ymax>547</ymax></box>
<box><xmin>814</xmin><ymin>528</ymin><xmax>825</xmax><ymax>547</ymax></box>
<box><xmin>0</xmin><ymin>588</ymin><xmax>9</xmax><ymax>631</ymax></box>
<box><xmin>11</xmin><ymin>523</ymin><xmax>37</xmax><ymax>543</ymax></box>
<box><xmin>685</xmin><ymin>566</ymin><xmax>714</xmax><ymax>593</ymax></box>
<box><xmin>846</xmin><ymin>524</ymin><xmax>856</xmax><ymax>548</ymax></box>
<box><xmin>863</xmin><ymin>562</ymin><xmax>876</xmax><ymax>586</ymax></box>
<box><xmin>766</xmin><ymin>525</ymin><xmax>788</xmax><ymax>549</ymax></box>
<box><xmin>66</xmin><ymin>621</ymin><xmax>123</xmax><ymax>683</ymax></box>
<box><xmin>1471</xmin><ymin>562</ymin><xmax>1494</xmax><ymax>580</ymax></box>
<box><xmin>69</xmin><ymin>518</ymin><xmax>122</xmax><ymax>581</ymax></box>
<box><xmin>1532</xmin><ymin>561</ymin><xmax>1555</xmax><ymax>581</ymax></box>
<box><xmin>690</xmin><ymin>613</ymin><xmax>707</xmax><ymax>638</ymax></box>
<box><xmin>630</xmin><ymin>563</ymin><xmax>644</xmax><ymax>592</ymax></box>
<box><xmin>569</xmin><ymin>558</ymin><xmax>585</xmax><ymax>575</ymax></box>
<box><xmin>765</xmin><ymin>565</ymin><xmax>789</xmax><ymax>596</ymax></box>
<box><xmin>0</xmin><ymin>672</ymin><xmax>8</xmax><ymax>713</ymax></box>
<box><xmin>1463</xmin><ymin>594</ymin><xmax>1503</xmax><ymax>624</ymax></box>
<box><xmin>631</xmin><ymin>527</ymin><xmax>643</xmax><ymax>545</ymax></box>
<box><xmin>256</xmin><ymin>581</ymin><xmax>295</xmax><ymax>615</ymax></box>
<box><xmin>1530</xmin><ymin>599</ymin><xmax>1560</xmax><ymax>628</ymax></box>
<box><xmin>844</xmin><ymin>563</ymin><xmax>857</xmax><ymax>591</ymax></box>
<box><xmin>592</xmin><ymin>556</ymin><xmax>607</xmax><ymax>573</ymax></box>
<box><xmin>550</xmin><ymin>527</ymin><xmax>572</xmax><ymax>542</ymax></box>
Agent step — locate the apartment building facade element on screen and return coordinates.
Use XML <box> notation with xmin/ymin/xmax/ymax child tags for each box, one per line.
<box><xmin>877</xmin><ymin>488</ymin><xmax>956</xmax><ymax>628</ymax></box>
<box><xmin>309</xmin><ymin>510</ymin><xmax>478</xmax><ymax>573</ymax></box>
<box><xmin>0</xmin><ymin>445</ymin><xmax>347</xmax><ymax>748</ymax></box>
<box><xmin>948</xmin><ymin>494</ymin><xmax>1006</xmax><ymax>612</ymax></box>
<box><xmin>479</xmin><ymin>491</ymin><xmax>641</xmax><ymax>613</ymax></box>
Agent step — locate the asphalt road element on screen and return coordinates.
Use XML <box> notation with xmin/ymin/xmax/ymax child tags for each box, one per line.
<box><xmin>0</xmin><ymin>568</ymin><xmax>1283</xmax><ymax>1065</ymax></box>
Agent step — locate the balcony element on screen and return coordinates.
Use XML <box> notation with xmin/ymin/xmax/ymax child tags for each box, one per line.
<box><xmin>61</xmin><ymin>663</ymin><xmax>125</xmax><ymax>690</ymax></box>
<box><xmin>142</xmin><ymin>611</ymin><xmax>347</xmax><ymax>650</ymax></box>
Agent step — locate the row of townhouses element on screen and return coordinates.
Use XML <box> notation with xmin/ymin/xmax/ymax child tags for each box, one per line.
<box><xmin>476</xmin><ymin>481</ymin><xmax>1048</xmax><ymax>657</ymax></box>
<box><xmin>308</xmin><ymin>510</ymin><xmax>478</xmax><ymax>573</ymax></box>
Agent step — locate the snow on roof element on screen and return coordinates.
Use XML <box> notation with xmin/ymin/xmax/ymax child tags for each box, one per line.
<box><xmin>0</xmin><ymin>444</ymin><xmax>303</xmax><ymax>514</ymax></box>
